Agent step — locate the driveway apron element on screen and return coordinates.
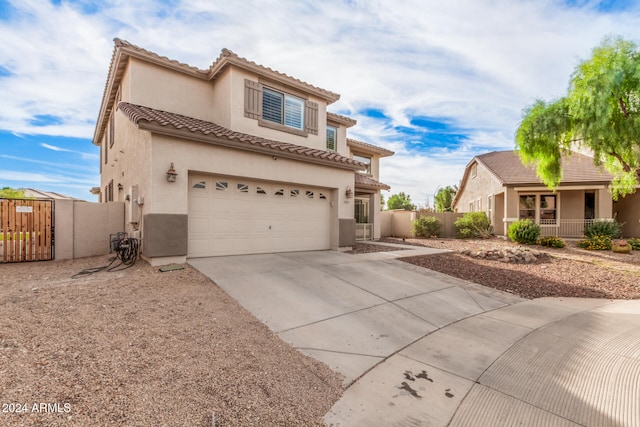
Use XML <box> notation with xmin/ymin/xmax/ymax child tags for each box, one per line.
<box><xmin>189</xmin><ymin>248</ymin><xmax>640</xmax><ymax>427</ymax></box>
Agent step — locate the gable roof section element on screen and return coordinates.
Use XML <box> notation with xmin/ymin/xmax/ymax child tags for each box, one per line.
<box><xmin>94</xmin><ymin>39</ymin><xmax>340</xmax><ymax>146</ymax></box>
<box><xmin>208</xmin><ymin>49</ymin><xmax>340</xmax><ymax>104</ymax></box>
<box><xmin>477</xmin><ymin>150</ymin><xmax>612</xmax><ymax>185</ymax></box>
<box><xmin>348</xmin><ymin>138</ymin><xmax>395</xmax><ymax>157</ymax></box>
<box><xmin>354</xmin><ymin>173</ymin><xmax>391</xmax><ymax>191</ymax></box>
<box><xmin>453</xmin><ymin>150</ymin><xmax>613</xmax><ymax>209</ymax></box>
<box><xmin>118</xmin><ymin>102</ymin><xmax>365</xmax><ymax>171</ymax></box>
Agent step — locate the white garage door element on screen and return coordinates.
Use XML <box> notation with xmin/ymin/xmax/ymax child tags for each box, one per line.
<box><xmin>188</xmin><ymin>174</ymin><xmax>331</xmax><ymax>257</ymax></box>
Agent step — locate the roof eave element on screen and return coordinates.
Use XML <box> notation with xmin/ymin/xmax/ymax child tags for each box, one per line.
<box><xmin>208</xmin><ymin>51</ymin><xmax>341</xmax><ymax>104</ymax></box>
<box><xmin>135</xmin><ymin>121</ymin><xmax>364</xmax><ymax>171</ymax></box>
<box><xmin>327</xmin><ymin>112</ymin><xmax>357</xmax><ymax>128</ymax></box>
<box><xmin>347</xmin><ymin>139</ymin><xmax>395</xmax><ymax>157</ymax></box>
<box><xmin>93</xmin><ymin>39</ymin><xmax>210</xmax><ymax>146</ymax></box>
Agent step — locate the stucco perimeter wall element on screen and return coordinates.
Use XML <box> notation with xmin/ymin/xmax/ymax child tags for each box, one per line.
<box><xmin>54</xmin><ymin>200</ymin><xmax>125</xmax><ymax>260</ymax></box>
<box><xmin>381</xmin><ymin>210</ymin><xmax>462</xmax><ymax>238</ymax></box>
<box><xmin>380</xmin><ymin>210</ymin><xmax>416</xmax><ymax>238</ymax></box>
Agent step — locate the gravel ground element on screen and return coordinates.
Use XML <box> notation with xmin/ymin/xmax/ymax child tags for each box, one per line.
<box><xmin>378</xmin><ymin>237</ymin><xmax>640</xmax><ymax>300</ymax></box>
<box><xmin>0</xmin><ymin>255</ymin><xmax>343</xmax><ymax>427</ymax></box>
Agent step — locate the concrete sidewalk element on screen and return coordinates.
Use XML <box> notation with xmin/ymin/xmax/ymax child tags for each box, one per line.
<box><xmin>189</xmin><ymin>246</ymin><xmax>640</xmax><ymax>427</ymax></box>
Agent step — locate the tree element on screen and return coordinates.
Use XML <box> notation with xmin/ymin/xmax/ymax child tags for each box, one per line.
<box><xmin>515</xmin><ymin>36</ymin><xmax>640</xmax><ymax>199</ymax></box>
<box><xmin>434</xmin><ymin>185</ymin><xmax>458</xmax><ymax>212</ymax></box>
<box><xmin>386</xmin><ymin>192</ymin><xmax>416</xmax><ymax>210</ymax></box>
<box><xmin>0</xmin><ymin>187</ymin><xmax>26</xmax><ymax>199</ymax></box>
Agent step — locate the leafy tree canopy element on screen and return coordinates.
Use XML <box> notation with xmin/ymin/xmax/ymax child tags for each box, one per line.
<box><xmin>386</xmin><ymin>192</ymin><xmax>417</xmax><ymax>210</ymax></box>
<box><xmin>0</xmin><ymin>187</ymin><xmax>26</xmax><ymax>199</ymax></box>
<box><xmin>515</xmin><ymin>36</ymin><xmax>640</xmax><ymax>199</ymax></box>
<box><xmin>434</xmin><ymin>185</ymin><xmax>458</xmax><ymax>212</ymax></box>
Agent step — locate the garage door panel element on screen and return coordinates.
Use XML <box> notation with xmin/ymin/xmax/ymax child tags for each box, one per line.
<box><xmin>189</xmin><ymin>174</ymin><xmax>331</xmax><ymax>257</ymax></box>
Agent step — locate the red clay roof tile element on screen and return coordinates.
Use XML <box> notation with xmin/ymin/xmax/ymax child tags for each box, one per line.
<box><xmin>118</xmin><ymin>102</ymin><xmax>365</xmax><ymax>170</ymax></box>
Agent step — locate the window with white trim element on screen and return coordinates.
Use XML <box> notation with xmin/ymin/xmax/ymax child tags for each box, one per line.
<box><xmin>244</xmin><ymin>79</ymin><xmax>318</xmax><ymax>135</ymax></box>
<box><xmin>519</xmin><ymin>195</ymin><xmax>536</xmax><ymax>220</ymax></box>
<box><xmin>326</xmin><ymin>126</ymin><xmax>337</xmax><ymax>151</ymax></box>
<box><xmin>353</xmin><ymin>154</ymin><xmax>372</xmax><ymax>174</ymax></box>
<box><xmin>540</xmin><ymin>195</ymin><xmax>557</xmax><ymax>223</ymax></box>
<box><xmin>262</xmin><ymin>87</ymin><xmax>304</xmax><ymax>130</ymax></box>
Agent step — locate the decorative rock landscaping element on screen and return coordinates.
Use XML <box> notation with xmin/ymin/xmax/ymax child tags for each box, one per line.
<box><xmin>460</xmin><ymin>247</ymin><xmax>545</xmax><ymax>263</ymax></box>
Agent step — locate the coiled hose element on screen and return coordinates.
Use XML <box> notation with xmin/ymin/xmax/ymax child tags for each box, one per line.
<box><xmin>72</xmin><ymin>237</ymin><xmax>140</xmax><ymax>278</ymax></box>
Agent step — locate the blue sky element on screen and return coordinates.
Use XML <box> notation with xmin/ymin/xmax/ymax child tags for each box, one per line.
<box><xmin>1</xmin><ymin>0</ymin><xmax>639</xmax><ymax>204</ymax></box>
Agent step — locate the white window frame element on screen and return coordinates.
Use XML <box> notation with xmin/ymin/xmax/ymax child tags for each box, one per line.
<box><xmin>353</xmin><ymin>154</ymin><xmax>372</xmax><ymax>174</ymax></box>
<box><xmin>326</xmin><ymin>125</ymin><xmax>337</xmax><ymax>151</ymax></box>
<box><xmin>262</xmin><ymin>87</ymin><xmax>304</xmax><ymax>131</ymax></box>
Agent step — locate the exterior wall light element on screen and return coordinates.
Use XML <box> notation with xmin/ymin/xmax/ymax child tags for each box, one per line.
<box><xmin>345</xmin><ymin>186</ymin><xmax>353</xmax><ymax>199</ymax></box>
<box><xmin>166</xmin><ymin>163</ymin><xmax>178</xmax><ymax>182</ymax></box>
<box><xmin>117</xmin><ymin>183</ymin><xmax>124</xmax><ymax>192</ymax></box>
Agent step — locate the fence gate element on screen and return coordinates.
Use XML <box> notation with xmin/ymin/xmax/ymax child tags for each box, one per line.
<box><xmin>1</xmin><ymin>198</ymin><xmax>54</xmax><ymax>263</ymax></box>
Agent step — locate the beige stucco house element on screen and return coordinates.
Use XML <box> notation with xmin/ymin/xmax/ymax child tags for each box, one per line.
<box><xmin>92</xmin><ymin>39</ymin><xmax>393</xmax><ymax>265</ymax></box>
<box><xmin>452</xmin><ymin>150</ymin><xmax>640</xmax><ymax>238</ymax></box>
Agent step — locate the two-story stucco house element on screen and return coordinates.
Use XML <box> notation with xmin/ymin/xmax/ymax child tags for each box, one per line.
<box><xmin>92</xmin><ymin>39</ymin><xmax>393</xmax><ymax>265</ymax></box>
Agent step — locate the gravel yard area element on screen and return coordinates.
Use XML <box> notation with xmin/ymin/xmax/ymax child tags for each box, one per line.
<box><xmin>0</xmin><ymin>256</ymin><xmax>343</xmax><ymax>427</ymax></box>
<box><xmin>378</xmin><ymin>237</ymin><xmax>640</xmax><ymax>299</ymax></box>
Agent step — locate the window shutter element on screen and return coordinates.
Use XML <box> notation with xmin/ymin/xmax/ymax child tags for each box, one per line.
<box><xmin>244</xmin><ymin>79</ymin><xmax>261</xmax><ymax>119</ymax></box>
<box><xmin>304</xmin><ymin>100</ymin><xmax>318</xmax><ymax>135</ymax></box>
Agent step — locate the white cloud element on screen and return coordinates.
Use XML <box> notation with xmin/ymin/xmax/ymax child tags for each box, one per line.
<box><xmin>0</xmin><ymin>170</ymin><xmax>64</xmax><ymax>183</ymax></box>
<box><xmin>1</xmin><ymin>0</ymin><xmax>639</xmax><ymax>203</ymax></box>
<box><xmin>41</xmin><ymin>143</ymin><xmax>71</xmax><ymax>152</ymax></box>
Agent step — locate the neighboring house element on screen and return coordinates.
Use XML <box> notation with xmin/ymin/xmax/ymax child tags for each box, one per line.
<box><xmin>92</xmin><ymin>39</ymin><xmax>393</xmax><ymax>265</ymax></box>
<box><xmin>452</xmin><ymin>150</ymin><xmax>640</xmax><ymax>237</ymax></box>
<box><xmin>21</xmin><ymin>188</ymin><xmax>80</xmax><ymax>200</ymax></box>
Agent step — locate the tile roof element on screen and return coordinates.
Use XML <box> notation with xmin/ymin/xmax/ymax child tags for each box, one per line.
<box><xmin>347</xmin><ymin>138</ymin><xmax>395</xmax><ymax>157</ymax></box>
<box><xmin>118</xmin><ymin>102</ymin><xmax>365</xmax><ymax>171</ymax></box>
<box><xmin>94</xmin><ymin>38</ymin><xmax>341</xmax><ymax>146</ymax></box>
<box><xmin>327</xmin><ymin>112</ymin><xmax>357</xmax><ymax>127</ymax></box>
<box><xmin>355</xmin><ymin>173</ymin><xmax>391</xmax><ymax>190</ymax></box>
<box><xmin>476</xmin><ymin>150</ymin><xmax>613</xmax><ymax>185</ymax></box>
<box><xmin>209</xmin><ymin>49</ymin><xmax>340</xmax><ymax>103</ymax></box>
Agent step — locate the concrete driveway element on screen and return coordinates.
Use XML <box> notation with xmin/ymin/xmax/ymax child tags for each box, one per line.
<box><xmin>189</xmin><ymin>245</ymin><xmax>640</xmax><ymax>427</ymax></box>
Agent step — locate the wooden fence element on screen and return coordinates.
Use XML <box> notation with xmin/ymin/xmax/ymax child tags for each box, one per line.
<box><xmin>0</xmin><ymin>198</ymin><xmax>54</xmax><ymax>262</ymax></box>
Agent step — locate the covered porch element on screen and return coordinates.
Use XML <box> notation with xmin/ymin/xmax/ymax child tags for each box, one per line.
<box><xmin>354</xmin><ymin>174</ymin><xmax>389</xmax><ymax>241</ymax></box>
<box><xmin>493</xmin><ymin>186</ymin><xmax>614</xmax><ymax>238</ymax></box>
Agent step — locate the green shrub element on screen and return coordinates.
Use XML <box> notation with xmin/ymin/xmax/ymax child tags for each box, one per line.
<box><xmin>454</xmin><ymin>212</ymin><xmax>492</xmax><ymax>238</ymax></box>
<box><xmin>508</xmin><ymin>219</ymin><xmax>541</xmax><ymax>244</ymax></box>
<box><xmin>412</xmin><ymin>216</ymin><xmax>442</xmax><ymax>238</ymax></box>
<box><xmin>628</xmin><ymin>238</ymin><xmax>640</xmax><ymax>250</ymax></box>
<box><xmin>584</xmin><ymin>220</ymin><xmax>622</xmax><ymax>239</ymax></box>
<box><xmin>577</xmin><ymin>235</ymin><xmax>612</xmax><ymax>250</ymax></box>
<box><xmin>538</xmin><ymin>236</ymin><xmax>566</xmax><ymax>248</ymax></box>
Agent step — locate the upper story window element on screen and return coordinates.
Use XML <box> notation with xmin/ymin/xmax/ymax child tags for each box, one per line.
<box><xmin>353</xmin><ymin>154</ymin><xmax>372</xmax><ymax>174</ymax></box>
<box><xmin>326</xmin><ymin>126</ymin><xmax>337</xmax><ymax>151</ymax></box>
<box><xmin>244</xmin><ymin>79</ymin><xmax>318</xmax><ymax>137</ymax></box>
<box><xmin>262</xmin><ymin>87</ymin><xmax>304</xmax><ymax>130</ymax></box>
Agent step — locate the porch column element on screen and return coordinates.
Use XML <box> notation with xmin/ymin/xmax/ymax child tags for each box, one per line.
<box><xmin>596</xmin><ymin>188</ymin><xmax>613</xmax><ymax>219</ymax></box>
<box><xmin>371</xmin><ymin>192</ymin><xmax>381</xmax><ymax>239</ymax></box>
<box><xmin>503</xmin><ymin>187</ymin><xmax>518</xmax><ymax>235</ymax></box>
